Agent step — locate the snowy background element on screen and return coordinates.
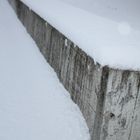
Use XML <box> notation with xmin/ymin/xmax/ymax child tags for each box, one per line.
<box><xmin>0</xmin><ymin>0</ymin><xmax>90</xmax><ymax>140</ymax></box>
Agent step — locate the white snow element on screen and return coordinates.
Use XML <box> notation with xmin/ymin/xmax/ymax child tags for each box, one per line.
<box><xmin>0</xmin><ymin>1</ymin><xmax>90</xmax><ymax>140</ymax></box>
<box><xmin>20</xmin><ymin>0</ymin><xmax>140</xmax><ymax>70</ymax></box>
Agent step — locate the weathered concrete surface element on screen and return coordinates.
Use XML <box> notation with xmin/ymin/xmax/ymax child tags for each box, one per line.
<box><xmin>100</xmin><ymin>70</ymin><xmax>140</xmax><ymax>140</ymax></box>
<box><xmin>8</xmin><ymin>0</ymin><xmax>140</xmax><ymax>140</ymax></box>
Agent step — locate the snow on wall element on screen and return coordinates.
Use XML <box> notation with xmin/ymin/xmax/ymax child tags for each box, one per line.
<box><xmin>8</xmin><ymin>1</ymin><xmax>140</xmax><ymax>140</ymax></box>
<box><xmin>16</xmin><ymin>0</ymin><xmax>140</xmax><ymax>70</ymax></box>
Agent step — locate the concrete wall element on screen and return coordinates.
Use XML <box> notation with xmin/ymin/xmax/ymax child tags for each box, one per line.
<box><xmin>8</xmin><ymin>0</ymin><xmax>140</xmax><ymax>139</ymax></box>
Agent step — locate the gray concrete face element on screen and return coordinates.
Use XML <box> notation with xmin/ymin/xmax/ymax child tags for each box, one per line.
<box><xmin>8</xmin><ymin>0</ymin><xmax>140</xmax><ymax>140</ymax></box>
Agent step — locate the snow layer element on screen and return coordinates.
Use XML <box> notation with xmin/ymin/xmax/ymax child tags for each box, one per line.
<box><xmin>0</xmin><ymin>1</ymin><xmax>90</xmax><ymax>140</ymax></box>
<box><xmin>20</xmin><ymin>0</ymin><xmax>140</xmax><ymax>70</ymax></box>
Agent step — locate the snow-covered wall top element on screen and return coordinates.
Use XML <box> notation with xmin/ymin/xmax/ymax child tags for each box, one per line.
<box><xmin>21</xmin><ymin>0</ymin><xmax>140</xmax><ymax>70</ymax></box>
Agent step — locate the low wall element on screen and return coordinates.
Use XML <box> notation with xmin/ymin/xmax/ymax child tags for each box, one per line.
<box><xmin>8</xmin><ymin>0</ymin><xmax>140</xmax><ymax>140</ymax></box>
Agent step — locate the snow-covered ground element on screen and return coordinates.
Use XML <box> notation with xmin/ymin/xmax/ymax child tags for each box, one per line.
<box><xmin>0</xmin><ymin>1</ymin><xmax>90</xmax><ymax>140</ymax></box>
<box><xmin>21</xmin><ymin>0</ymin><xmax>140</xmax><ymax>70</ymax></box>
<box><xmin>60</xmin><ymin>0</ymin><xmax>140</xmax><ymax>31</ymax></box>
